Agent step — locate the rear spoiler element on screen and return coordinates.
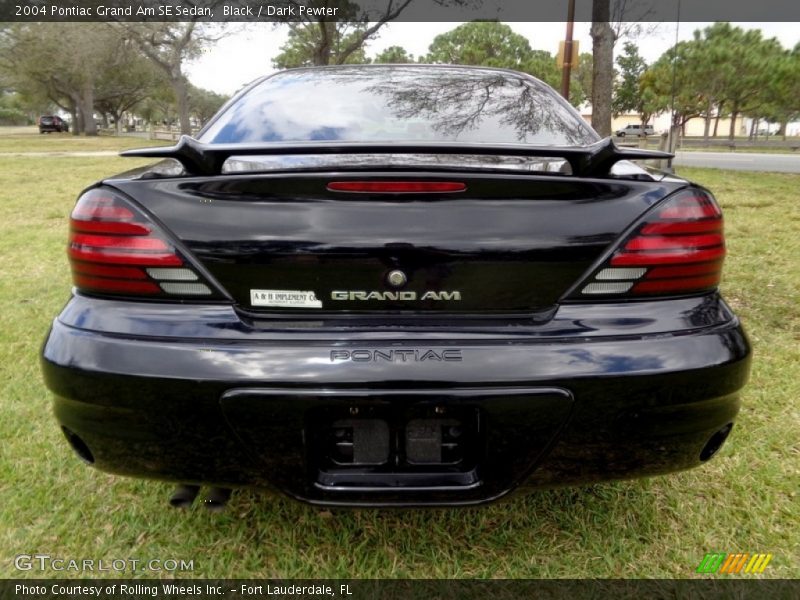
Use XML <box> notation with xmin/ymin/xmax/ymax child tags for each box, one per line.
<box><xmin>121</xmin><ymin>135</ymin><xmax>672</xmax><ymax>178</ymax></box>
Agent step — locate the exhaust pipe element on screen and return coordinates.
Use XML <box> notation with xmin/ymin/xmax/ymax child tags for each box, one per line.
<box><xmin>203</xmin><ymin>487</ymin><xmax>232</xmax><ymax>512</ymax></box>
<box><xmin>169</xmin><ymin>484</ymin><xmax>200</xmax><ymax>508</ymax></box>
<box><xmin>700</xmin><ymin>423</ymin><xmax>734</xmax><ymax>462</ymax></box>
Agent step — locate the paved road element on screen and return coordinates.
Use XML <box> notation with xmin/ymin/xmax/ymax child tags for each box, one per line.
<box><xmin>673</xmin><ymin>151</ymin><xmax>800</xmax><ymax>173</ymax></box>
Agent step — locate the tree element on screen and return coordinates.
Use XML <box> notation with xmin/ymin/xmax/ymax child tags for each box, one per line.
<box><xmin>373</xmin><ymin>45</ymin><xmax>414</xmax><ymax>64</ymax></box>
<box><xmin>136</xmin><ymin>84</ymin><xmax>178</xmax><ymax>130</ymax></box>
<box><xmin>590</xmin><ymin>0</ymin><xmax>614</xmax><ymax>136</ymax></box>
<box><xmin>640</xmin><ymin>23</ymin><xmax>787</xmax><ymax>142</ymax></box>
<box><xmin>188</xmin><ymin>84</ymin><xmax>229</xmax><ymax>127</ymax></box>
<box><xmin>762</xmin><ymin>48</ymin><xmax>800</xmax><ymax>139</ymax></box>
<box><xmin>0</xmin><ymin>23</ymin><xmax>124</xmax><ymax>135</ymax></box>
<box><xmin>639</xmin><ymin>41</ymin><xmax>706</xmax><ymax>135</ymax></box>
<box><xmin>0</xmin><ymin>25</ymin><xmax>77</xmax><ymax>127</ymax></box>
<box><xmin>118</xmin><ymin>23</ymin><xmax>223</xmax><ymax>134</ymax></box>
<box><xmin>425</xmin><ymin>22</ymin><xmax>533</xmax><ymax>70</ymax></box>
<box><xmin>273</xmin><ymin>21</ymin><xmax>372</xmax><ymax>67</ymax></box>
<box><xmin>421</xmin><ymin>23</ymin><xmax>588</xmax><ymax>107</ymax></box>
<box><xmin>612</xmin><ymin>42</ymin><xmax>647</xmax><ymax>121</ymax></box>
<box><xmin>94</xmin><ymin>44</ymin><xmax>169</xmax><ymax>134</ymax></box>
<box><xmin>571</xmin><ymin>52</ymin><xmax>594</xmax><ymax>108</ymax></box>
<box><xmin>272</xmin><ymin>0</ymin><xmax>413</xmax><ymax>67</ymax></box>
<box><xmin>589</xmin><ymin>0</ymin><xmax>659</xmax><ymax>136</ymax></box>
<box><xmin>522</xmin><ymin>49</ymin><xmax>560</xmax><ymax>89</ymax></box>
<box><xmin>704</xmin><ymin>24</ymin><xmax>784</xmax><ymax>140</ymax></box>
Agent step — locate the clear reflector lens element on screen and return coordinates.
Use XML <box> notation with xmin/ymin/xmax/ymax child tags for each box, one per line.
<box><xmin>595</xmin><ymin>268</ymin><xmax>646</xmax><ymax>280</ymax></box>
<box><xmin>159</xmin><ymin>282</ymin><xmax>212</xmax><ymax>295</ymax></box>
<box><xmin>581</xmin><ymin>282</ymin><xmax>634</xmax><ymax>295</ymax></box>
<box><xmin>147</xmin><ymin>268</ymin><xmax>199</xmax><ymax>281</ymax></box>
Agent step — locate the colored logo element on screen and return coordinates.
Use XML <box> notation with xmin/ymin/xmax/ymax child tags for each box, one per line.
<box><xmin>696</xmin><ymin>553</ymin><xmax>772</xmax><ymax>574</ymax></box>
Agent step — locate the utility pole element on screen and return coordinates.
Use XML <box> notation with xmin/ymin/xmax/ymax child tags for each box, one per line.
<box><xmin>560</xmin><ymin>0</ymin><xmax>576</xmax><ymax>100</ymax></box>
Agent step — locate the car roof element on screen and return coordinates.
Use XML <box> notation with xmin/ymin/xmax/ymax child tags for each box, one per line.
<box><xmin>255</xmin><ymin>63</ymin><xmax>549</xmax><ymax>88</ymax></box>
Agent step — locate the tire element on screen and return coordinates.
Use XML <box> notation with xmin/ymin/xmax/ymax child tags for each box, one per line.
<box><xmin>618</xmin><ymin>132</ymin><xmax>625</xmax><ymax>138</ymax></box>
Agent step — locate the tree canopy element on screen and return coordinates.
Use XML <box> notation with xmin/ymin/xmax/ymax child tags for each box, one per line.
<box><xmin>119</xmin><ymin>22</ymin><xmax>223</xmax><ymax>134</ymax></box>
<box><xmin>272</xmin><ymin>0</ymin><xmax>413</xmax><ymax>68</ymax></box>
<box><xmin>373</xmin><ymin>45</ymin><xmax>415</xmax><ymax>64</ymax></box>
<box><xmin>0</xmin><ymin>22</ymin><xmax>226</xmax><ymax>135</ymax></box>
<box><xmin>421</xmin><ymin>22</ymin><xmax>591</xmax><ymax>107</ymax></box>
<box><xmin>640</xmin><ymin>22</ymin><xmax>790</xmax><ymax>139</ymax></box>
<box><xmin>424</xmin><ymin>21</ymin><xmax>532</xmax><ymax>69</ymax></box>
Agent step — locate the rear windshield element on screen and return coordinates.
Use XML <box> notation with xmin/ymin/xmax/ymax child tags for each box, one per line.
<box><xmin>200</xmin><ymin>66</ymin><xmax>598</xmax><ymax>147</ymax></box>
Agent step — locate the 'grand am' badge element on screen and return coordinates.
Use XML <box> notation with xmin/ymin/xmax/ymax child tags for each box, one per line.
<box><xmin>331</xmin><ymin>291</ymin><xmax>461</xmax><ymax>301</ymax></box>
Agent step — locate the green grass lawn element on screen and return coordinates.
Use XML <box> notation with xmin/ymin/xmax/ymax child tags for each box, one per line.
<box><xmin>0</xmin><ymin>126</ymin><xmax>170</xmax><ymax>153</ymax></box>
<box><xmin>0</xmin><ymin>134</ymin><xmax>797</xmax><ymax>579</ymax></box>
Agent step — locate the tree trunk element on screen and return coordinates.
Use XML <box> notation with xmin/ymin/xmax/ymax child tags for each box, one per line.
<box><xmin>703</xmin><ymin>99</ymin><xmax>712</xmax><ymax>143</ymax></box>
<box><xmin>728</xmin><ymin>106</ymin><xmax>739</xmax><ymax>141</ymax></box>
<box><xmin>313</xmin><ymin>21</ymin><xmax>333</xmax><ymax>65</ymax></box>
<box><xmin>749</xmin><ymin>117</ymin><xmax>758</xmax><ymax>140</ymax></box>
<box><xmin>779</xmin><ymin>119</ymin><xmax>788</xmax><ymax>141</ymax></box>
<box><xmin>667</xmin><ymin>124</ymin><xmax>681</xmax><ymax>155</ymax></box>
<box><xmin>69</xmin><ymin>108</ymin><xmax>80</xmax><ymax>136</ymax></box>
<box><xmin>81</xmin><ymin>82</ymin><xmax>97</xmax><ymax>136</ymax></box>
<box><xmin>172</xmin><ymin>75</ymin><xmax>191</xmax><ymax>135</ymax></box>
<box><xmin>590</xmin><ymin>2</ymin><xmax>614</xmax><ymax>137</ymax></box>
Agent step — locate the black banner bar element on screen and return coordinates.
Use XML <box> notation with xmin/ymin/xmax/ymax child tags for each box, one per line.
<box><xmin>3</xmin><ymin>579</ymin><xmax>800</xmax><ymax>600</ymax></box>
<box><xmin>2</xmin><ymin>0</ymin><xmax>800</xmax><ymax>23</ymax></box>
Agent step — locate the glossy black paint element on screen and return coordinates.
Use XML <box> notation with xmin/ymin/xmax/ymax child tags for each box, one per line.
<box><xmin>41</xmin><ymin>64</ymin><xmax>750</xmax><ymax>506</ymax></box>
<box><xmin>122</xmin><ymin>136</ymin><xmax>672</xmax><ymax>178</ymax></box>
<box><xmin>108</xmin><ymin>172</ymin><xmax>683</xmax><ymax>313</ymax></box>
<box><xmin>42</xmin><ymin>293</ymin><xmax>750</xmax><ymax>506</ymax></box>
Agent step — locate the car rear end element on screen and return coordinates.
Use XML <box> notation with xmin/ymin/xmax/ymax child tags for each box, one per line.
<box><xmin>41</xmin><ymin>66</ymin><xmax>750</xmax><ymax>506</ymax></box>
<box><xmin>39</xmin><ymin>115</ymin><xmax>58</xmax><ymax>133</ymax></box>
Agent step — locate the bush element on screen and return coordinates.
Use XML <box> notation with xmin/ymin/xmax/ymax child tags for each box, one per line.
<box><xmin>0</xmin><ymin>107</ymin><xmax>29</xmax><ymax>126</ymax></box>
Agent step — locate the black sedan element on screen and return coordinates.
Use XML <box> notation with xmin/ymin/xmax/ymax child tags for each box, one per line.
<box><xmin>41</xmin><ymin>65</ymin><xmax>750</xmax><ymax>508</ymax></box>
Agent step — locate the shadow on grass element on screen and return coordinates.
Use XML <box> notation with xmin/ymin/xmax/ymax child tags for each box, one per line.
<box><xmin>132</xmin><ymin>479</ymin><xmax>669</xmax><ymax>577</ymax></box>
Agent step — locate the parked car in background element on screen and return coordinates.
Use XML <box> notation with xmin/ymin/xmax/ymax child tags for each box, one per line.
<box><xmin>39</xmin><ymin>115</ymin><xmax>69</xmax><ymax>133</ymax></box>
<box><xmin>41</xmin><ymin>65</ymin><xmax>750</xmax><ymax>509</ymax></box>
<box><xmin>615</xmin><ymin>123</ymin><xmax>655</xmax><ymax>137</ymax></box>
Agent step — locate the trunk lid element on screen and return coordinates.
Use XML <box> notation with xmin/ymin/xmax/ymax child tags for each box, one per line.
<box><xmin>110</xmin><ymin>171</ymin><xmax>683</xmax><ymax>314</ymax></box>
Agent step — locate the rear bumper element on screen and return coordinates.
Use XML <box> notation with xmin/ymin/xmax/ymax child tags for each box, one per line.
<box><xmin>41</xmin><ymin>294</ymin><xmax>750</xmax><ymax>506</ymax></box>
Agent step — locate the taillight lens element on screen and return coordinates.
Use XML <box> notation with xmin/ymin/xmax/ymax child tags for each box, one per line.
<box><xmin>68</xmin><ymin>188</ymin><xmax>216</xmax><ymax>298</ymax></box>
<box><xmin>575</xmin><ymin>189</ymin><xmax>725</xmax><ymax>298</ymax></box>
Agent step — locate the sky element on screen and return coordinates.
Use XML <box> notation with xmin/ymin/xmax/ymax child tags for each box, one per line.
<box><xmin>186</xmin><ymin>22</ymin><xmax>800</xmax><ymax>96</ymax></box>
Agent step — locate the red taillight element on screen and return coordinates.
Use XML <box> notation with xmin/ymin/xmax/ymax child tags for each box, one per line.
<box><xmin>68</xmin><ymin>189</ymin><xmax>213</xmax><ymax>298</ymax></box>
<box><xmin>576</xmin><ymin>190</ymin><xmax>725</xmax><ymax>297</ymax></box>
<box><xmin>327</xmin><ymin>181</ymin><xmax>466</xmax><ymax>193</ymax></box>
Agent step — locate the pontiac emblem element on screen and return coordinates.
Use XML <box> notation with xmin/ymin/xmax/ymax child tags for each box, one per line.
<box><xmin>387</xmin><ymin>270</ymin><xmax>407</xmax><ymax>287</ymax></box>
